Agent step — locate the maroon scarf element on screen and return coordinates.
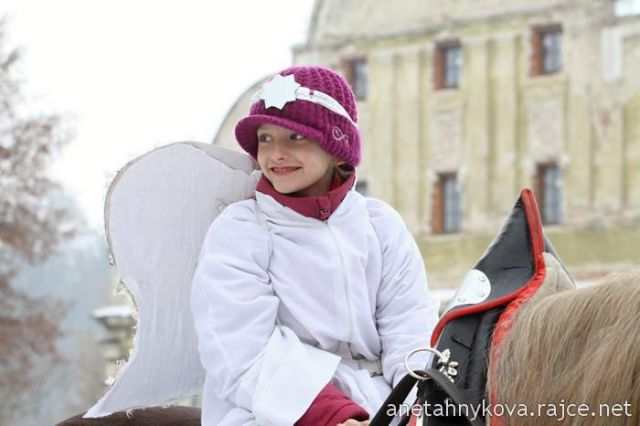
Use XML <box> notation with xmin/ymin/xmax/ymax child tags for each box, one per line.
<box><xmin>256</xmin><ymin>170</ymin><xmax>356</xmax><ymax>221</ymax></box>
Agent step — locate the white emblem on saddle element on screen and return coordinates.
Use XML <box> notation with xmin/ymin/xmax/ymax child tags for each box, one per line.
<box><xmin>444</xmin><ymin>269</ymin><xmax>491</xmax><ymax>313</ymax></box>
<box><xmin>437</xmin><ymin>348</ymin><xmax>459</xmax><ymax>382</ymax></box>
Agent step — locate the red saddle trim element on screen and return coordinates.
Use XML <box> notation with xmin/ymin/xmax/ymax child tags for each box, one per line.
<box><xmin>487</xmin><ymin>189</ymin><xmax>547</xmax><ymax>426</ymax></box>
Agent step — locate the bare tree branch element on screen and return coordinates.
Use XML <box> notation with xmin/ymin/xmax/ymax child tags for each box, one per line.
<box><xmin>0</xmin><ymin>16</ymin><xmax>78</xmax><ymax>424</ymax></box>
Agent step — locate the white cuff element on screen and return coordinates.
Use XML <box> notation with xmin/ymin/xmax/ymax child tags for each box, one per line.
<box><xmin>252</xmin><ymin>328</ymin><xmax>341</xmax><ymax>426</ymax></box>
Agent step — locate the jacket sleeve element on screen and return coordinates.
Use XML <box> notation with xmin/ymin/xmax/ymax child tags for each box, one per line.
<box><xmin>295</xmin><ymin>383</ymin><xmax>369</xmax><ymax>426</ymax></box>
<box><xmin>190</xmin><ymin>201</ymin><xmax>341</xmax><ymax>426</ymax></box>
<box><xmin>367</xmin><ymin>199</ymin><xmax>440</xmax><ymax>388</ymax></box>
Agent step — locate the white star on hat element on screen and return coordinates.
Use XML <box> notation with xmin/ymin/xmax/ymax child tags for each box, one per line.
<box><xmin>261</xmin><ymin>74</ymin><xmax>301</xmax><ymax>109</ymax></box>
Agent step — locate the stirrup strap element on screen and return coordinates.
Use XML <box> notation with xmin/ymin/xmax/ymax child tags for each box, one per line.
<box><xmin>370</xmin><ymin>369</ymin><xmax>484</xmax><ymax>426</ymax></box>
<box><xmin>369</xmin><ymin>371</ymin><xmax>422</xmax><ymax>426</ymax></box>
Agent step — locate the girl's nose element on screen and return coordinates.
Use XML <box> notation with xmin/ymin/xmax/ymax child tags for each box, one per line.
<box><xmin>271</xmin><ymin>141</ymin><xmax>289</xmax><ymax>160</ymax></box>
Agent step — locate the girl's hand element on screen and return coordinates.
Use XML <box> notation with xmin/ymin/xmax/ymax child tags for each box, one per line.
<box><xmin>337</xmin><ymin>420</ymin><xmax>371</xmax><ymax>426</ymax></box>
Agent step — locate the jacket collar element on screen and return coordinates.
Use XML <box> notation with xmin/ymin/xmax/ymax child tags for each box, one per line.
<box><xmin>256</xmin><ymin>171</ymin><xmax>356</xmax><ymax>221</ymax></box>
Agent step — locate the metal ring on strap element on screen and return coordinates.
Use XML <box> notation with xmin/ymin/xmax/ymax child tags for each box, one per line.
<box><xmin>403</xmin><ymin>347</ymin><xmax>445</xmax><ymax>381</ymax></box>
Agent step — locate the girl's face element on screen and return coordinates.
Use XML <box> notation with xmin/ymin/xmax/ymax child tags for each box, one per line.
<box><xmin>256</xmin><ymin>123</ymin><xmax>337</xmax><ymax>197</ymax></box>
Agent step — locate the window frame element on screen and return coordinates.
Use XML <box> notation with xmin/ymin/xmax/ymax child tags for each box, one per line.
<box><xmin>534</xmin><ymin>162</ymin><xmax>563</xmax><ymax>225</ymax></box>
<box><xmin>343</xmin><ymin>57</ymin><xmax>368</xmax><ymax>101</ymax></box>
<box><xmin>432</xmin><ymin>172</ymin><xmax>462</xmax><ymax>234</ymax></box>
<box><xmin>530</xmin><ymin>24</ymin><xmax>563</xmax><ymax>76</ymax></box>
<box><xmin>355</xmin><ymin>179</ymin><xmax>369</xmax><ymax>196</ymax></box>
<box><xmin>434</xmin><ymin>40</ymin><xmax>463</xmax><ymax>90</ymax></box>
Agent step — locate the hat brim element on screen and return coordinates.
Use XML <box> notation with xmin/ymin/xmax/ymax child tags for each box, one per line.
<box><xmin>235</xmin><ymin>114</ymin><xmax>325</xmax><ymax>159</ymax></box>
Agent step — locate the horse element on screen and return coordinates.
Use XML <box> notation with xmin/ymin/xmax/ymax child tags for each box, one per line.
<box><xmin>491</xmin><ymin>272</ymin><xmax>640</xmax><ymax>425</ymax></box>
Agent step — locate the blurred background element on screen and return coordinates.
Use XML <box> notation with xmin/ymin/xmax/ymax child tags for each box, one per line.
<box><xmin>1</xmin><ymin>0</ymin><xmax>639</xmax><ymax>424</ymax></box>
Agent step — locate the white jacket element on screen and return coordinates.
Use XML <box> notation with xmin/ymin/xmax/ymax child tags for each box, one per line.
<box><xmin>191</xmin><ymin>188</ymin><xmax>439</xmax><ymax>426</ymax></box>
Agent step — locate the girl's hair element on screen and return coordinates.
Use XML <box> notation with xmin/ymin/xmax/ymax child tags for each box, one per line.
<box><xmin>491</xmin><ymin>272</ymin><xmax>640</xmax><ymax>425</ymax></box>
<box><xmin>336</xmin><ymin>164</ymin><xmax>355</xmax><ymax>181</ymax></box>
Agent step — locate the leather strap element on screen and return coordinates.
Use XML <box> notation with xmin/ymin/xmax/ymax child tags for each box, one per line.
<box><xmin>369</xmin><ymin>371</ymin><xmax>423</xmax><ymax>426</ymax></box>
<box><xmin>369</xmin><ymin>369</ymin><xmax>485</xmax><ymax>426</ymax></box>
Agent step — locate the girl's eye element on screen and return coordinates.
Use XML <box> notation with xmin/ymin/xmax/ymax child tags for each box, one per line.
<box><xmin>258</xmin><ymin>134</ymin><xmax>272</xmax><ymax>143</ymax></box>
<box><xmin>290</xmin><ymin>133</ymin><xmax>305</xmax><ymax>141</ymax></box>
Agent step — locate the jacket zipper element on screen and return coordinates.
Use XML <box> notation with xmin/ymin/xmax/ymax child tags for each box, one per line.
<box><xmin>325</xmin><ymin>222</ymin><xmax>354</xmax><ymax>347</ymax></box>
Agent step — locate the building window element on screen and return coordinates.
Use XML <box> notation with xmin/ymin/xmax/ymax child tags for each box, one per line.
<box><xmin>530</xmin><ymin>25</ymin><xmax>563</xmax><ymax>76</ymax></box>
<box><xmin>344</xmin><ymin>58</ymin><xmax>368</xmax><ymax>100</ymax></box>
<box><xmin>434</xmin><ymin>41</ymin><xmax>462</xmax><ymax>89</ymax></box>
<box><xmin>355</xmin><ymin>180</ymin><xmax>369</xmax><ymax>196</ymax></box>
<box><xmin>432</xmin><ymin>173</ymin><xmax>462</xmax><ymax>234</ymax></box>
<box><xmin>535</xmin><ymin>163</ymin><xmax>563</xmax><ymax>225</ymax></box>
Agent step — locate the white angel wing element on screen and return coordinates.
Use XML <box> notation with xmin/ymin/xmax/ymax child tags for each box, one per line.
<box><xmin>85</xmin><ymin>142</ymin><xmax>259</xmax><ymax>417</ymax></box>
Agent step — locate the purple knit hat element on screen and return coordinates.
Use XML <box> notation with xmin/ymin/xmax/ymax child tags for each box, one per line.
<box><xmin>235</xmin><ymin>65</ymin><xmax>361</xmax><ymax>167</ymax></box>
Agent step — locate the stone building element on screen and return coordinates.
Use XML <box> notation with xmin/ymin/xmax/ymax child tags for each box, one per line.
<box><xmin>215</xmin><ymin>0</ymin><xmax>640</xmax><ymax>286</ymax></box>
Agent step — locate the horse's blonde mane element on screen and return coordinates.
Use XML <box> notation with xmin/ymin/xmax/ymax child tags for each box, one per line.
<box><xmin>492</xmin><ymin>272</ymin><xmax>640</xmax><ymax>425</ymax></box>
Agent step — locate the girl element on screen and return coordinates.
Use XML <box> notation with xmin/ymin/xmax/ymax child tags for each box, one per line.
<box><xmin>191</xmin><ymin>65</ymin><xmax>439</xmax><ymax>426</ymax></box>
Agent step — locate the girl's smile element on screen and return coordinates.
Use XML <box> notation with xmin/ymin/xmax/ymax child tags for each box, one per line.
<box><xmin>270</xmin><ymin>166</ymin><xmax>302</xmax><ymax>176</ymax></box>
